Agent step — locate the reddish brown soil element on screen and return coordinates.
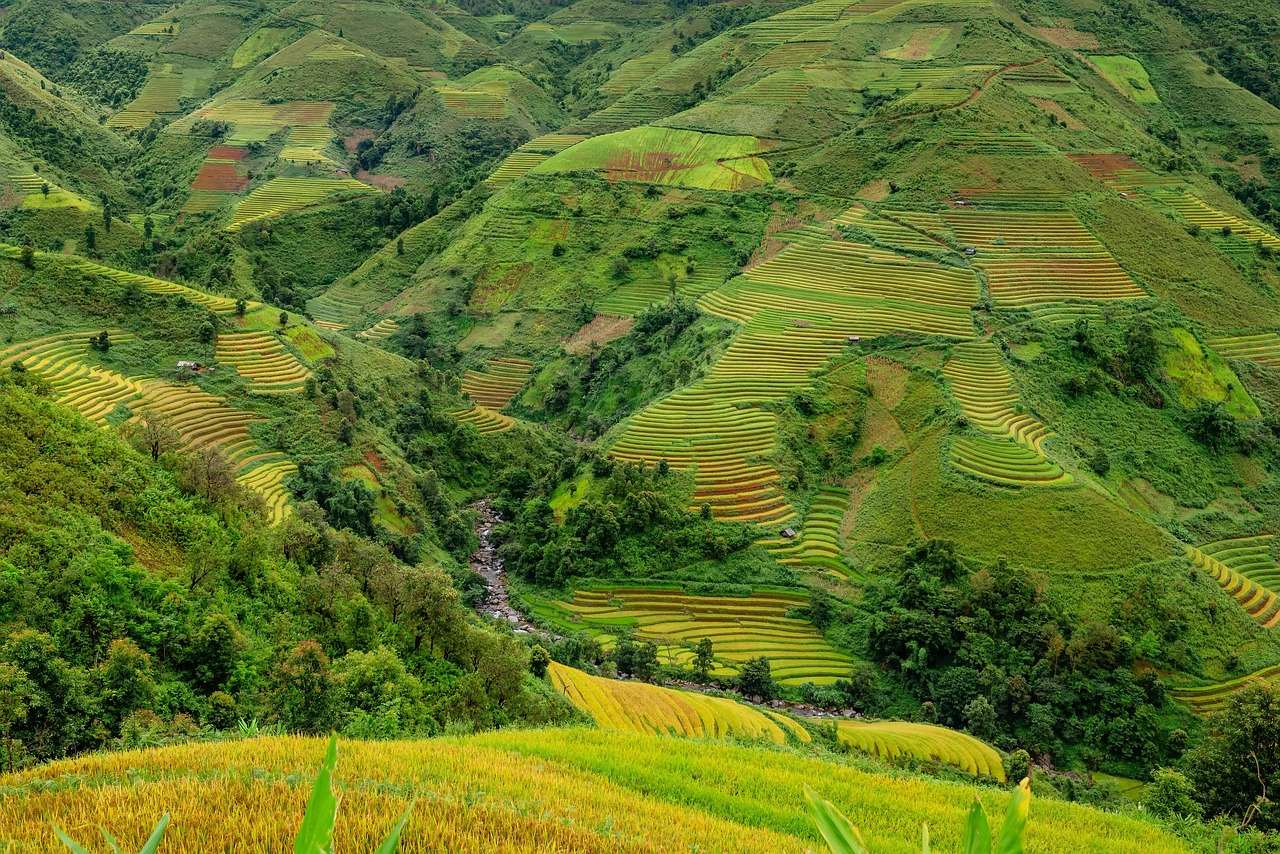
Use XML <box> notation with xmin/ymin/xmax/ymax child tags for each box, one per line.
<box><xmin>191</xmin><ymin>161</ymin><xmax>249</xmax><ymax>192</ymax></box>
<box><xmin>561</xmin><ymin>314</ymin><xmax>635</xmax><ymax>355</ymax></box>
<box><xmin>345</xmin><ymin>129</ymin><xmax>375</xmax><ymax>153</ymax></box>
<box><xmin>356</xmin><ymin>169</ymin><xmax>405</xmax><ymax>190</ymax></box>
<box><xmin>207</xmin><ymin>146</ymin><xmax>248</xmax><ymax>162</ymax></box>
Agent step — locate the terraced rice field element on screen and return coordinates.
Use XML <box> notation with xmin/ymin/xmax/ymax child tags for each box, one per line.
<box><xmin>602</xmin><ymin>52</ymin><xmax>671</xmax><ymax>94</ymax></box>
<box><xmin>171</xmin><ymin>100</ymin><xmax>334</xmax><ymax>145</ymax></box>
<box><xmin>714</xmin><ymin>240</ymin><xmax>979</xmax><ymax>337</ymax></box>
<box><xmin>1066</xmin><ymin>153</ymin><xmax>1176</xmax><ymax>194</ymax></box>
<box><xmin>942</xmin><ymin>209</ymin><xmax>1146</xmax><ymax>308</ymax></box>
<box><xmin>182</xmin><ymin>191</ymin><xmax>233</xmax><ymax>214</ymax></box>
<box><xmin>1187</xmin><ymin>536</ymin><xmax>1280</xmax><ymax>627</ymax></box>
<box><xmin>0</xmin><ymin>331</ymin><xmax>145</xmax><ymax>423</ymax></box>
<box><xmin>460</xmin><ymin>357</ymin><xmax>533</xmax><ymax>409</ymax></box>
<box><xmin>948</xmin><ymin>131</ymin><xmax>1052</xmax><ymax>156</ymax></box>
<box><xmin>227</xmin><ymin>177</ymin><xmax>372</xmax><ymax>231</ymax></box>
<box><xmin>761</xmin><ymin>486</ymin><xmax>849</xmax><ymax>572</ymax></box>
<box><xmin>280</xmin><ymin>125</ymin><xmax>335</xmax><ymax>163</ymax></box>
<box><xmin>485</xmin><ymin>134</ymin><xmax>586</xmax><ymax>187</ymax></box>
<box><xmin>215</xmin><ymin>331</ymin><xmax>310</xmax><ymax>393</ymax></box>
<box><xmin>537</xmin><ymin>587</ymin><xmax>855</xmax><ymax>685</ymax></box>
<box><xmin>1207</xmin><ymin>333</ymin><xmax>1280</xmax><ymax>367</ymax></box>
<box><xmin>950</xmin><ymin>435</ymin><xmax>1073</xmax><ymax>487</ymax></box>
<box><xmin>534</xmin><ymin>127</ymin><xmax>772</xmax><ymax>192</ymax></box>
<box><xmin>70</xmin><ymin>259</ymin><xmax>242</xmax><ymax>312</ymax></box>
<box><xmin>834</xmin><ymin>720</ymin><xmax>1004</xmax><ymax>780</ymax></box>
<box><xmin>358</xmin><ymin>317</ymin><xmax>400</xmax><ymax>339</ymax></box>
<box><xmin>725</xmin><ymin>69</ymin><xmax>813</xmax><ymax>105</ymax></box>
<box><xmin>8</xmin><ymin>174</ymin><xmax>90</xmax><ymax>210</ymax></box>
<box><xmin>130</xmin><ymin>380</ymin><xmax>295</xmax><ymax>523</ymax></box>
<box><xmin>129</xmin><ymin>21</ymin><xmax>179</xmax><ymax>35</ymax></box>
<box><xmin>943</xmin><ymin>341</ymin><xmax>1052</xmax><ymax>451</ymax></box>
<box><xmin>832</xmin><ymin>205</ymin><xmax>945</xmax><ymax>252</ymax></box>
<box><xmin>0</xmin><ymin>332</ymin><xmax>295</xmax><ymax>522</ymax></box>
<box><xmin>191</xmin><ymin>160</ymin><xmax>249</xmax><ymax>192</ymax></box>
<box><xmin>613</xmin><ymin>231</ymin><xmax>978</xmax><ymax>522</ymax></box>
<box><xmin>548</xmin><ymin>663</ymin><xmax>809</xmax><ymax>743</ymax></box>
<box><xmin>437</xmin><ymin>87</ymin><xmax>507</xmax><ymax>117</ymax></box>
<box><xmin>1170</xmin><ymin>662</ymin><xmax>1280</xmax><ymax>714</ymax></box>
<box><xmin>453</xmin><ymin>405</ymin><xmax>515</xmax><ymax>433</ymax></box>
<box><xmin>1157</xmin><ymin>193</ymin><xmax>1280</xmax><ymax>250</ymax></box>
<box><xmin>107</xmin><ymin>64</ymin><xmax>183</xmax><ymax>128</ymax></box>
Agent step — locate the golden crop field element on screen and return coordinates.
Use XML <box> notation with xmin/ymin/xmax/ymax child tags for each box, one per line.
<box><xmin>549</xmin><ymin>661</ymin><xmax>811</xmax><ymax>742</ymax></box>
<box><xmin>835</xmin><ymin>720</ymin><xmax>1005</xmax><ymax>779</ymax></box>
<box><xmin>0</xmin><ymin>729</ymin><xmax>1191</xmax><ymax>853</ymax></box>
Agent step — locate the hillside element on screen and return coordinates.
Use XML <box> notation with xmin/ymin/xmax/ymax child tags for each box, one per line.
<box><xmin>0</xmin><ymin>730</ymin><xmax>1188</xmax><ymax>853</ymax></box>
<box><xmin>6</xmin><ymin>0</ymin><xmax>1280</xmax><ymax>847</ymax></box>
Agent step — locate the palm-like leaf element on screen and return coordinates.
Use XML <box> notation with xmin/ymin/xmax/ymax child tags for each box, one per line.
<box><xmin>994</xmin><ymin>778</ymin><xmax>1031</xmax><ymax>854</ymax></box>
<box><xmin>960</xmin><ymin>796</ymin><xmax>992</xmax><ymax>854</ymax></box>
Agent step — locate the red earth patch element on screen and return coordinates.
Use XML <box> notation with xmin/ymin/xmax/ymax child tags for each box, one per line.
<box><xmin>207</xmin><ymin>146</ymin><xmax>248</xmax><ymax>162</ymax></box>
<box><xmin>191</xmin><ymin>161</ymin><xmax>249</xmax><ymax>192</ymax></box>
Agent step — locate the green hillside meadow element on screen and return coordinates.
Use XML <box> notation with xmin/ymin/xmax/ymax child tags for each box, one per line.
<box><xmin>5</xmin><ymin>0</ymin><xmax>1280</xmax><ymax>850</ymax></box>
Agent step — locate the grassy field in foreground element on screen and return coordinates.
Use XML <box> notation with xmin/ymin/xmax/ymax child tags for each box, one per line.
<box><xmin>0</xmin><ymin>730</ymin><xmax>1188</xmax><ymax>853</ymax></box>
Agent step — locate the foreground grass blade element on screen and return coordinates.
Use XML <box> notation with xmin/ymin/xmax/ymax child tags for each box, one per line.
<box><xmin>374</xmin><ymin>803</ymin><xmax>415</xmax><ymax>854</ymax></box>
<box><xmin>804</xmin><ymin>784</ymin><xmax>869</xmax><ymax>854</ymax></box>
<box><xmin>51</xmin><ymin>827</ymin><xmax>92</xmax><ymax>854</ymax></box>
<box><xmin>295</xmin><ymin>734</ymin><xmax>341</xmax><ymax>854</ymax></box>
<box><xmin>994</xmin><ymin>777</ymin><xmax>1031</xmax><ymax>854</ymax></box>
<box><xmin>138</xmin><ymin>815</ymin><xmax>170</xmax><ymax>854</ymax></box>
<box><xmin>961</xmin><ymin>796</ymin><xmax>992</xmax><ymax>854</ymax></box>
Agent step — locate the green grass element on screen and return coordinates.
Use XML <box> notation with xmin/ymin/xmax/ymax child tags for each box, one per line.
<box><xmin>1090</xmin><ymin>55</ymin><xmax>1160</xmax><ymax>103</ymax></box>
<box><xmin>233</xmin><ymin>27</ymin><xmax>295</xmax><ymax>68</ymax></box>
<box><xmin>1162</xmin><ymin>328</ymin><xmax>1258</xmax><ymax>418</ymax></box>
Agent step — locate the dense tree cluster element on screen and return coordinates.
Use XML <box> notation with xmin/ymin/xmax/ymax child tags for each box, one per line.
<box><xmin>0</xmin><ymin>372</ymin><xmax>570</xmax><ymax>769</ymax></box>
<box><xmin>856</xmin><ymin>542</ymin><xmax>1176</xmax><ymax>767</ymax></box>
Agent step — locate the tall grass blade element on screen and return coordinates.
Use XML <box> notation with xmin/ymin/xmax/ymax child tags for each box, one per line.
<box><xmin>994</xmin><ymin>777</ymin><xmax>1031</xmax><ymax>854</ymax></box>
<box><xmin>373</xmin><ymin>803</ymin><xmax>415</xmax><ymax>854</ymax></box>
<box><xmin>804</xmin><ymin>784</ymin><xmax>869</xmax><ymax>854</ymax></box>
<box><xmin>960</xmin><ymin>796</ymin><xmax>991</xmax><ymax>854</ymax></box>
<box><xmin>295</xmin><ymin>733</ymin><xmax>341</xmax><ymax>854</ymax></box>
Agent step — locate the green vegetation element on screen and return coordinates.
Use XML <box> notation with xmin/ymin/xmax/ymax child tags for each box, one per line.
<box><xmin>9</xmin><ymin>0</ymin><xmax>1280</xmax><ymax>845</ymax></box>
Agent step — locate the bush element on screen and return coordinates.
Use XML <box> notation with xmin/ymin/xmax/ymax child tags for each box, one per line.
<box><xmin>1145</xmin><ymin>767</ymin><xmax>1200</xmax><ymax>818</ymax></box>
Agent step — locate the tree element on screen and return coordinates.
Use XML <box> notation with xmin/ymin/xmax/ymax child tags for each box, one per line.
<box><xmin>103</xmin><ymin>201</ymin><xmax>112</xmax><ymax>233</ymax></box>
<box><xmin>20</xmin><ymin>244</ymin><xmax>34</xmax><ymax>269</ymax></box>
<box><xmin>189</xmin><ymin>614</ymin><xmax>247</xmax><ymax>693</ymax></box>
<box><xmin>121</xmin><ymin>409</ymin><xmax>179</xmax><ymax>461</ymax></box>
<box><xmin>396</xmin><ymin>237</ymin><xmax>405</xmax><ymax>255</ymax></box>
<box><xmin>90</xmin><ymin>330</ymin><xmax>111</xmax><ymax>352</ymax></box>
<box><xmin>631</xmin><ymin>641</ymin><xmax>659</xmax><ymax>683</ymax></box>
<box><xmin>177</xmin><ymin>446</ymin><xmax>238</xmax><ymax>504</ymax></box>
<box><xmin>1184</xmin><ymin>681</ymin><xmax>1280</xmax><ymax>829</ymax></box>
<box><xmin>83</xmin><ymin>225</ymin><xmax>96</xmax><ymax>252</ymax></box>
<box><xmin>693</xmin><ymin>638</ymin><xmax>714</xmax><ymax>681</ymax></box>
<box><xmin>273</xmin><ymin>640</ymin><xmax>337</xmax><ymax>733</ymax></box>
<box><xmin>0</xmin><ymin>663</ymin><xmax>34</xmax><ymax>772</ymax></box>
<box><xmin>1145</xmin><ymin>768</ymin><xmax>1200</xmax><ymax>818</ymax></box>
<box><xmin>39</xmin><ymin>182</ymin><xmax>49</xmax><ymax>197</ymax></box>
<box><xmin>96</xmin><ymin>639</ymin><xmax>156</xmax><ymax>731</ymax></box>
<box><xmin>143</xmin><ymin>216</ymin><xmax>154</xmax><ymax>239</ymax></box>
<box><xmin>963</xmin><ymin>695</ymin><xmax>999</xmax><ymax>742</ymax></box>
<box><xmin>1188</xmin><ymin>401</ymin><xmax>1240</xmax><ymax>450</ymax></box>
<box><xmin>529</xmin><ymin>645</ymin><xmax>551</xmax><ymax>678</ymax></box>
<box><xmin>738</xmin><ymin>655</ymin><xmax>774</xmax><ymax>700</ymax></box>
<box><xmin>235</xmin><ymin>298</ymin><xmax>247</xmax><ymax>317</ymax></box>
